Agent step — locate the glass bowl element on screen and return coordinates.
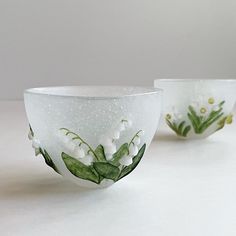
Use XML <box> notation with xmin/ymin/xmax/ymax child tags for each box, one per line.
<box><xmin>24</xmin><ymin>86</ymin><xmax>162</xmax><ymax>188</ymax></box>
<box><xmin>154</xmin><ymin>79</ymin><xmax>236</xmax><ymax>139</ymax></box>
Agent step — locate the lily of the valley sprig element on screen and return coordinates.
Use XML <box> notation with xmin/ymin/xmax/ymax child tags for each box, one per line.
<box><xmin>28</xmin><ymin>120</ymin><xmax>146</xmax><ymax>185</ymax></box>
<box><xmin>28</xmin><ymin>126</ymin><xmax>59</xmax><ymax>173</ymax></box>
<box><xmin>59</xmin><ymin>119</ymin><xmax>146</xmax><ymax>184</ymax></box>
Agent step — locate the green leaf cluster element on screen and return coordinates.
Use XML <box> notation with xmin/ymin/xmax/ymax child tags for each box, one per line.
<box><xmin>187</xmin><ymin>101</ymin><xmax>225</xmax><ymax>134</ymax></box>
<box><xmin>62</xmin><ymin>143</ymin><xmax>146</xmax><ymax>184</ymax></box>
<box><xmin>165</xmin><ymin>119</ymin><xmax>191</xmax><ymax>137</ymax></box>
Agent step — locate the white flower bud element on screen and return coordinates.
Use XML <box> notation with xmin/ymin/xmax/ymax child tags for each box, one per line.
<box><xmin>62</xmin><ymin>135</ymin><xmax>71</xmax><ymax>144</ymax></box>
<box><xmin>119</xmin><ymin>156</ymin><xmax>133</xmax><ymax>166</ymax></box>
<box><xmin>129</xmin><ymin>144</ymin><xmax>138</xmax><ymax>156</ymax></box>
<box><xmin>80</xmin><ymin>155</ymin><xmax>93</xmax><ymax>166</ymax></box>
<box><xmin>74</xmin><ymin>146</ymin><xmax>85</xmax><ymax>158</ymax></box>
<box><xmin>133</xmin><ymin>136</ymin><xmax>141</xmax><ymax>145</ymax></box>
<box><xmin>112</xmin><ymin>130</ymin><xmax>120</xmax><ymax>140</ymax></box>
<box><xmin>124</xmin><ymin>120</ymin><xmax>132</xmax><ymax>128</ymax></box>
<box><xmin>32</xmin><ymin>138</ymin><xmax>40</xmax><ymax>149</ymax></box>
<box><xmin>66</xmin><ymin>140</ymin><xmax>76</xmax><ymax>151</ymax></box>
<box><xmin>99</xmin><ymin>135</ymin><xmax>113</xmax><ymax>146</ymax></box>
<box><xmin>106</xmin><ymin>154</ymin><xmax>113</xmax><ymax>161</ymax></box>
<box><xmin>118</xmin><ymin>122</ymin><xmax>125</xmax><ymax>132</ymax></box>
<box><xmin>104</xmin><ymin>143</ymin><xmax>116</xmax><ymax>155</ymax></box>
<box><xmin>138</xmin><ymin>130</ymin><xmax>144</xmax><ymax>136</ymax></box>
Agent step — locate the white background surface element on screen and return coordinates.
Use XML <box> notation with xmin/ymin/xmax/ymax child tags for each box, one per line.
<box><xmin>1</xmin><ymin>0</ymin><xmax>236</xmax><ymax>99</ymax></box>
<box><xmin>1</xmin><ymin>101</ymin><xmax>236</xmax><ymax>236</ymax></box>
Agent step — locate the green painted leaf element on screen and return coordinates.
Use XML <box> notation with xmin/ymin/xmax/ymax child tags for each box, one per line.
<box><xmin>117</xmin><ymin>143</ymin><xmax>146</xmax><ymax>181</ymax></box>
<box><xmin>188</xmin><ymin>106</ymin><xmax>201</xmax><ymax>133</ymax></box>
<box><xmin>166</xmin><ymin>119</ymin><xmax>176</xmax><ymax>131</ymax></box>
<box><xmin>93</xmin><ymin>162</ymin><xmax>120</xmax><ymax>181</ymax></box>
<box><xmin>182</xmin><ymin>125</ymin><xmax>191</xmax><ymax>137</ymax></box>
<box><xmin>199</xmin><ymin>112</ymin><xmax>224</xmax><ymax>133</ymax></box>
<box><xmin>40</xmin><ymin>149</ymin><xmax>60</xmax><ymax>174</ymax></box>
<box><xmin>219</xmin><ymin>101</ymin><xmax>225</xmax><ymax>107</ymax></box>
<box><xmin>166</xmin><ymin>119</ymin><xmax>190</xmax><ymax>137</ymax></box>
<box><xmin>110</xmin><ymin>143</ymin><xmax>129</xmax><ymax>166</ymax></box>
<box><xmin>95</xmin><ymin>145</ymin><xmax>106</xmax><ymax>162</ymax></box>
<box><xmin>166</xmin><ymin>120</ymin><xmax>179</xmax><ymax>135</ymax></box>
<box><xmin>188</xmin><ymin>106</ymin><xmax>201</xmax><ymax>125</ymax></box>
<box><xmin>178</xmin><ymin>121</ymin><xmax>185</xmax><ymax>134</ymax></box>
<box><xmin>62</xmin><ymin>153</ymin><xmax>100</xmax><ymax>184</ymax></box>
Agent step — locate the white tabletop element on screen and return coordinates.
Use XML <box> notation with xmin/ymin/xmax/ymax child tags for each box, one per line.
<box><xmin>1</xmin><ymin>101</ymin><xmax>236</xmax><ymax>236</ymax></box>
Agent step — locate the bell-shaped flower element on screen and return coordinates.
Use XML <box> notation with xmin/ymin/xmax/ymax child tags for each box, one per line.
<box><xmin>111</xmin><ymin>130</ymin><xmax>120</xmax><ymax>140</ymax></box>
<box><xmin>133</xmin><ymin>136</ymin><xmax>141</xmax><ymax>145</ymax></box>
<box><xmin>73</xmin><ymin>146</ymin><xmax>85</xmax><ymax>159</ymax></box>
<box><xmin>129</xmin><ymin>144</ymin><xmax>138</xmax><ymax>156</ymax></box>
<box><xmin>32</xmin><ymin>138</ymin><xmax>40</xmax><ymax>149</ymax></box>
<box><xmin>80</xmin><ymin>154</ymin><xmax>93</xmax><ymax>166</ymax></box>
<box><xmin>119</xmin><ymin>155</ymin><xmax>133</xmax><ymax>166</ymax></box>
<box><xmin>99</xmin><ymin>135</ymin><xmax>113</xmax><ymax>146</ymax></box>
<box><xmin>104</xmin><ymin>143</ymin><xmax>116</xmax><ymax>156</ymax></box>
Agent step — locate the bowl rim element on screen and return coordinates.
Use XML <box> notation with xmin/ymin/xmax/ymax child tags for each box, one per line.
<box><xmin>154</xmin><ymin>78</ymin><xmax>236</xmax><ymax>83</ymax></box>
<box><xmin>24</xmin><ymin>86</ymin><xmax>163</xmax><ymax>99</ymax></box>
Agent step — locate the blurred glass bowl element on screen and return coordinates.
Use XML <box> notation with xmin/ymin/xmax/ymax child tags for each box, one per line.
<box><xmin>154</xmin><ymin>79</ymin><xmax>236</xmax><ymax>139</ymax></box>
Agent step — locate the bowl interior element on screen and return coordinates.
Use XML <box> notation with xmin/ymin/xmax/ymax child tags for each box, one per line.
<box><xmin>25</xmin><ymin>86</ymin><xmax>162</xmax><ymax>99</ymax></box>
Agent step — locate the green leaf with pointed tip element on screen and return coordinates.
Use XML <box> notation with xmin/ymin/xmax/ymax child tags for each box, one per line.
<box><xmin>182</xmin><ymin>125</ymin><xmax>191</xmax><ymax>137</ymax></box>
<box><xmin>110</xmin><ymin>143</ymin><xmax>129</xmax><ymax>166</ymax></box>
<box><xmin>93</xmin><ymin>162</ymin><xmax>120</xmax><ymax>181</ymax></box>
<box><xmin>95</xmin><ymin>145</ymin><xmax>106</xmax><ymax>162</ymax></box>
<box><xmin>219</xmin><ymin>101</ymin><xmax>225</xmax><ymax>107</ymax></box>
<box><xmin>40</xmin><ymin>149</ymin><xmax>60</xmax><ymax>174</ymax></box>
<box><xmin>117</xmin><ymin>143</ymin><xmax>146</xmax><ymax>181</ymax></box>
<box><xmin>62</xmin><ymin>153</ymin><xmax>100</xmax><ymax>184</ymax></box>
<box><xmin>178</xmin><ymin>121</ymin><xmax>185</xmax><ymax>134</ymax></box>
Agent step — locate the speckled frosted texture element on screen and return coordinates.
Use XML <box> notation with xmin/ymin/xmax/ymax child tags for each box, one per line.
<box><xmin>24</xmin><ymin>87</ymin><xmax>162</xmax><ymax>188</ymax></box>
<box><xmin>154</xmin><ymin>79</ymin><xmax>236</xmax><ymax>139</ymax></box>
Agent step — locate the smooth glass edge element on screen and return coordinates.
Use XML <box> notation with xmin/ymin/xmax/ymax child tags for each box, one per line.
<box><xmin>24</xmin><ymin>86</ymin><xmax>163</xmax><ymax>100</ymax></box>
<box><xmin>154</xmin><ymin>78</ymin><xmax>236</xmax><ymax>83</ymax></box>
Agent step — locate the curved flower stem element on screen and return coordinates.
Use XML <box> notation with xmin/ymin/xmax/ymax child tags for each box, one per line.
<box><xmin>60</xmin><ymin>128</ymin><xmax>98</xmax><ymax>161</ymax></box>
<box><xmin>129</xmin><ymin>130</ymin><xmax>142</xmax><ymax>146</ymax></box>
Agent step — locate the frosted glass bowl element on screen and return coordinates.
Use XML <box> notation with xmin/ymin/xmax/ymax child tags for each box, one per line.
<box><xmin>154</xmin><ymin>79</ymin><xmax>236</xmax><ymax>139</ymax></box>
<box><xmin>24</xmin><ymin>86</ymin><xmax>162</xmax><ymax>188</ymax></box>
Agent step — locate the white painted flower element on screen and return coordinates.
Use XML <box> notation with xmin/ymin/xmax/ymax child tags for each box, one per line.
<box><xmin>118</xmin><ymin>122</ymin><xmax>125</xmax><ymax>132</ymax></box>
<box><xmin>133</xmin><ymin>136</ymin><xmax>141</xmax><ymax>145</ymax></box>
<box><xmin>119</xmin><ymin>155</ymin><xmax>133</xmax><ymax>166</ymax></box>
<box><xmin>66</xmin><ymin>140</ymin><xmax>77</xmax><ymax>151</ymax></box>
<box><xmin>62</xmin><ymin>135</ymin><xmax>71</xmax><ymax>144</ymax></box>
<box><xmin>129</xmin><ymin>144</ymin><xmax>138</xmax><ymax>156</ymax></box>
<box><xmin>99</xmin><ymin>135</ymin><xmax>113</xmax><ymax>146</ymax></box>
<box><xmin>80</xmin><ymin>154</ymin><xmax>93</xmax><ymax>166</ymax></box>
<box><xmin>191</xmin><ymin>95</ymin><xmax>223</xmax><ymax>117</ymax></box>
<box><xmin>73</xmin><ymin>146</ymin><xmax>85</xmax><ymax>159</ymax></box>
<box><xmin>32</xmin><ymin>138</ymin><xmax>40</xmax><ymax>149</ymax></box>
<box><xmin>106</xmin><ymin>154</ymin><xmax>113</xmax><ymax>161</ymax></box>
<box><xmin>166</xmin><ymin>106</ymin><xmax>183</xmax><ymax>123</ymax></box>
<box><xmin>138</xmin><ymin>130</ymin><xmax>145</xmax><ymax>136</ymax></box>
<box><xmin>123</xmin><ymin>119</ymin><xmax>132</xmax><ymax>128</ymax></box>
<box><xmin>104</xmin><ymin>143</ymin><xmax>116</xmax><ymax>155</ymax></box>
<box><xmin>111</xmin><ymin>130</ymin><xmax>120</xmax><ymax>140</ymax></box>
